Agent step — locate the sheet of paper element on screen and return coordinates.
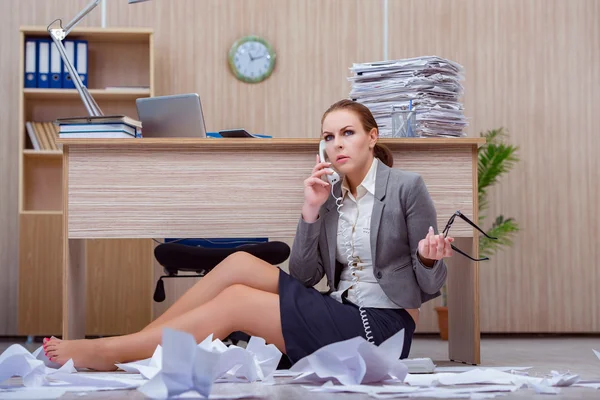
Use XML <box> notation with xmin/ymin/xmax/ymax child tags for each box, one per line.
<box><xmin>0</xmin><ymin>372</ymin><xmax>144</xmax><ymax>398</ymax></box>
<box><xmin>370</xmin><ymin>385</ymin><xmax>516</xmax><ymax>399</ymax></box>
<box><xmin>0</xmin><ymin>387</ymin><xmax>69</xmax><ymax>399</ymax></box>
<box><xmin>435</xmin><ymin>369</ymin><xmax>540</xmax><ymax>386</ymax></box>
<box><xmin>594</xmin><ymin>349</ymin><xmax>600</xmax><ymax>361</ymax></box>
<box><xmin>175</xmin><ymin>392</ymin><xmax>264</xmax><ymax>399</ymax></box>
<box><xmin>0</xmin><ymin>344</ymin><xmax>78</xmax><ymax>387</ymax></box>
<box><xmin>289</xmin><ymin>329</ymin><xmax>407</xmax><ymax>386</ymax></box>
<box><xmin>116</xmin><ymin>345</ymin><xmax>162</xmax><ymax>379</ymax></box>
<box><xmin>137</xmin><ymin>328</ymin><xmax>282</xmax><ymax>399</ymax></box>
<box><xmin>306</xmin><ymin>381</ymin><xmax>520</xmax><ymax>398</ymax></box>
<box><xmin>574</xmin><ymin>383</ymin><xmax>600</xmax><ymax>389</ymax></box>
<box><xmin>270</xmin><ymin>370</ymin><xmax>301</xmax><ymax>378</ymax></box>
<box><xmin>303</xmin><ymin>381</ymin><xmax>423</xmax><ymax>394</ymax></box>
<box><xmin>400</xmin><ymin>358</ymin><xmax>436</xmax><ymax>374</ymax></box>
<box><xmin>404</xmin><ymin>368</ymin><xmax>582</xmax><ymax>389</ymax></box>
<box><xmin>0</xmin><ymin>345</ymin><xmax>46</xmax><ymax>386</ymax></box>
<box><xmin>529</xmin><ymin>381</ymin><xmax>561</xmax><ymax>395</ymax></box>
<box><xmin>48</xmin><ymin>371</ymin><xmax>143</xmax><ymax>389</ymax></box>
<box><xmin>548</xmin><ymin>371</ymin><xmax>580</xmax><ymax>387</ymax></box>
<box><xmin>434</xmin><ymin>366</ymin><xmax>532</xmax><ymax>373</ymax></box>
<box><xmin>246</xmin><ymin>336</ymin><xmax>282</xmax><ymax>379</ymax></box>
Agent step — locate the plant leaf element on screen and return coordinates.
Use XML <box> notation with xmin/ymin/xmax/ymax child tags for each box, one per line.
<box><xmin>479</xmin><ymin>216</ymin><xmax>520</xmax><ymax>258</ymax></box>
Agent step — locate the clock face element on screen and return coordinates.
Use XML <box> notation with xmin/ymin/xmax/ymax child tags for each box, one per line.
<box><xmin>228</xmin><ymin>36</ymin><xmax>276</xmax><ymax>83</ymax></box>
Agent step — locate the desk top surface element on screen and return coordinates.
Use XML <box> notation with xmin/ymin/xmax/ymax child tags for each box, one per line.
<box><xmin>57</xmin><ymin>137</ymin><xmax>485</xmax><ymax>149</ymax></box>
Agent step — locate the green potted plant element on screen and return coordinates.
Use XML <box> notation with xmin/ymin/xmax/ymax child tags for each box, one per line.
<box><xmin>435</xmin><ymin>128</ymin><xmax>520</xmax><ymax>340</ymax></box>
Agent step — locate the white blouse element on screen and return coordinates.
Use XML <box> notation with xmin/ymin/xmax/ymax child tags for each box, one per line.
<box><xmin>329</xmin><ymin>158</ymin><xmax>400</xmax><ymax>309</ymax></box>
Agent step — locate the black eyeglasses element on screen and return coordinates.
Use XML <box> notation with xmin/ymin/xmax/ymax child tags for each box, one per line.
<box><xmin>442</xmin><ymin>211</ymin><xmax>497</xmax><ymax>261</ymax></box>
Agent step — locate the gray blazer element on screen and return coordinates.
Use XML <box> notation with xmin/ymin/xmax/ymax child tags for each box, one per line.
<box><xmin>288</xmin><ymin>160</ymin><xmax>447</xmax><ymax>308</ymax></box>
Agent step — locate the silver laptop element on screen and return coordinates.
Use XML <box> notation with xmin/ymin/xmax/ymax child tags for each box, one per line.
<box><xmin>136</xmin><ymin>93</ymin><xmax>207</xmax><ymax>138</ymax></box>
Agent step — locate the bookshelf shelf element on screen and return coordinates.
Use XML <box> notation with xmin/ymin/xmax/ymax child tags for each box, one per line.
<box><xmin>20</xmin><ymin>26</ymin><xmax>154</xmax><ymax>42</ymax></box>
<box><xmin>23</xmin><ymin>149</ymin><xmax>62</xmax><ymax>157</ymax></box>
<box><xmin>18</xmin><ymin>26</ymin><xmax>155</xmax><ymax>336</ymax></box>
<box><xmin>24</xmin><ymin>88</ymin><xmax>151</xmax><ymax>101</ymax></box>
<box><xmin>21</xmin><ymin>210</ymin><xmax>63</xmax><ymax>215</ymax></box>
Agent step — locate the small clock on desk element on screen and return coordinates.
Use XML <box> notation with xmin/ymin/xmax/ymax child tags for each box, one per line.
<box><xmin>228</xmin><ymin>35</ymin><xmax>276</xmax><ymax>83</ymax></box>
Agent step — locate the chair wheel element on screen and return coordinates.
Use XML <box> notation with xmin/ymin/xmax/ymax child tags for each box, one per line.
<box><xmin>153</xmin><ymin>279</ymin><xmax>166</xmax><ymax>302</ymax></box>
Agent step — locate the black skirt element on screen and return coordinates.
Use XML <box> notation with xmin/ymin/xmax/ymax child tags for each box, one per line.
<box><xmin>278</xmin><ymin>268</ymin><xmax>415</xmax><ymax>364</ymax></box>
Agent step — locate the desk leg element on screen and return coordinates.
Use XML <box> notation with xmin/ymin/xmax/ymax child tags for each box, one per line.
<box><xmin>447</xmin><ymin>237</ymin><xmax>480</xmax><ymax>364</ymax></box>
<box><xmin>62</xmin><ymin>238</ymin><xmax>86</xmax><ymax>339</ymax></box>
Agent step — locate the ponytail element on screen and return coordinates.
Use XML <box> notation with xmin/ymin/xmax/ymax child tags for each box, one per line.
<box><xmin>374</xmin><ymin>143</ymin><xmax>393</xmax><ymax>167</ymax></box>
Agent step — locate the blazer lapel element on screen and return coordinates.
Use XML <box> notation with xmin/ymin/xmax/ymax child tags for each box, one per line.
<box><xmin>370</xmin><ymin>161</ymin><xmax>391</xmax><ymax>267</ymax></box>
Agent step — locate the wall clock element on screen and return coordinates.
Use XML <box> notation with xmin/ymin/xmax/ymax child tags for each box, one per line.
<box><xmin>228</xmin><ymin>35</ymin><xmax>276</xmax><ymax>83</ymax></box>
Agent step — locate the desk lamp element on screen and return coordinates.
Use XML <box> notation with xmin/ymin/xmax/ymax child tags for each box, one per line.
<box><xmin>47</xmin><ymin>0</ymin><xmax>151</xmax><ymax>117</ymax></box>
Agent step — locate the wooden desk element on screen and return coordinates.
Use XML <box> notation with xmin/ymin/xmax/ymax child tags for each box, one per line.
<box><xmin>59</xmin><ymin>137</ymin><xmax>485</xmax><ymax>364</ymax></box>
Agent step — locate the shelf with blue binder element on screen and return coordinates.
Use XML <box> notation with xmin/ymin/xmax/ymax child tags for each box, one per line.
<box><xmin>22</xmin><ymin>26</ymin><xmax>153</xmax><ymax>92</ymax></box>
<box><xmin>24</xmin><ymin>36</ymin><xmax>88</xmax><ymax>89</ymax></box>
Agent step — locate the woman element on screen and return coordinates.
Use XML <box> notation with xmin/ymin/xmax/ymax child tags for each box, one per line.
<box><xmin>44</xmin><ymin>99</ymin><xmax>453</xmax><ymax>371</ymax></box>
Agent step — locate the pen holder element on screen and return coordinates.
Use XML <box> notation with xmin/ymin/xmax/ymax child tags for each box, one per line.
<box><xmin>391</xmin><ymin>107</ymin><xmax>418</xmax><ymax>138</ymax></box>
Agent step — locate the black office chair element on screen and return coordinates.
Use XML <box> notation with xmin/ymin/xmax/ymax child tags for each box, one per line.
<box><xmin>152</xmin><ymin>239</ymin><xmax>293</xmax><ymax>368</ymax></box>
<box><xmin>153</xmin><ymin>239</ymin><xmax>291</xmax><ymax>302</ymax></box>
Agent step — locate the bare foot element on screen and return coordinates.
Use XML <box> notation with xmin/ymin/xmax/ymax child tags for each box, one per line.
<box><xmin>44</xmin><ymin>337</ymin><xmax>118</xmax><ymax>371</ymax></box>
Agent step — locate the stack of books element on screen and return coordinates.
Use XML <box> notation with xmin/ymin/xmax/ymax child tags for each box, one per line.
<box><xmin>348</xmin><ymin>56</ymin><xmax>468</xmax><ymax>138</ymax></box>
<box><xmin>56</xmin><ymin>115</ymin><xmax>142</xmax><ymax>139</ymax></box>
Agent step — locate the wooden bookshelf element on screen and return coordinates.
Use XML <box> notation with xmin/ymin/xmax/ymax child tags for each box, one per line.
<box><xmin>18</xmin><ymin>26</ymin><xmax>155</xmax><ymax>336</ymax></box>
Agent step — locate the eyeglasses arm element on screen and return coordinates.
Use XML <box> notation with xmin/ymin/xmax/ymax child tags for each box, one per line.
<box><xmin>451</xmin><ymin>244</ymin><xmax>490</xmax><ymax>262</ymax></box>
<box><xmin>456</xmin><ymin>211</ymin><xmax>497</xmax><ymax>240</ymax></box>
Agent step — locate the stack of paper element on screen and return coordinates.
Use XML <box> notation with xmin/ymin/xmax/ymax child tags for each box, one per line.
<box><xmin>348</xmin><ymin>56</ymin><xmax>468</xmax><ymax>138</ymax></box>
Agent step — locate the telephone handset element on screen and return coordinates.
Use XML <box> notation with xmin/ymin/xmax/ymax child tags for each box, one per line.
<box><xmin>319</xmin><ymin>140</ymin><xmax>341</xmax><ymax>186</ymax></box>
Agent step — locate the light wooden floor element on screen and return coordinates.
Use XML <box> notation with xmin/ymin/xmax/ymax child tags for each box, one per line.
<box><xmin>1</xmin><ymin>336</ymin><xmax>599</xmax><ymax>399</ymax></box>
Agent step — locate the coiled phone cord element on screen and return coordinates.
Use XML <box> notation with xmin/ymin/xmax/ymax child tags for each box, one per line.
<box><xmin>331</xmin><ymin>185</ymin><xmax>375</xmax><ymax>344</ymax></box>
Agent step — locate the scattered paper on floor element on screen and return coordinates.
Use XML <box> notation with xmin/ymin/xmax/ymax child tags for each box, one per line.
<box><xmin>1</xmin><ymin>333</ymin><xmax>599</xmax><ymax>398</ymax></box>
<box><xmin>137</xmin><ymin>328</ymin><xmax>281</xmax><ymax>399</ymax></box>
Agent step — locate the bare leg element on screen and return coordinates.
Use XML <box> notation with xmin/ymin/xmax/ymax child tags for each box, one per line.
<box><xmin>45</xmin><ymin>284</ymin><xmax>284</xmax><ymax>370</ymax></box>
<box><xmin>144</xmin><ymin>251</ymin><xmax>280</xmax><ymax>332</ymax></box>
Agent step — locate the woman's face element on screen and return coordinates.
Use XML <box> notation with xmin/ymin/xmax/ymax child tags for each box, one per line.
<box><xmin>321</xmin><ymin>109</ymin><xmax>377</xmax><ymax>175</ymax></box>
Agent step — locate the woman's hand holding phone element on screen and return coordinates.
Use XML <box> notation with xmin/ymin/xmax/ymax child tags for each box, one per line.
<box><xmin>302</xmin><ymin>154</ymin><xmax>334</xmax><ymax>223</ymax></box>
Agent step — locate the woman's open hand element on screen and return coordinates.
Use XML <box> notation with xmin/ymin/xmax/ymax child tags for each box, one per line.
<box><xmin>418</xmin><ymin>226</ymin><xmax>454</xmax><ymax>265</ymax></box>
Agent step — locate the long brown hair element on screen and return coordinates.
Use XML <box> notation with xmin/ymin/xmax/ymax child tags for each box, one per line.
<box><xmin>321</xmin><ymin>99</ymin><xmax>393</xmax><ymax>167</ymax></box>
